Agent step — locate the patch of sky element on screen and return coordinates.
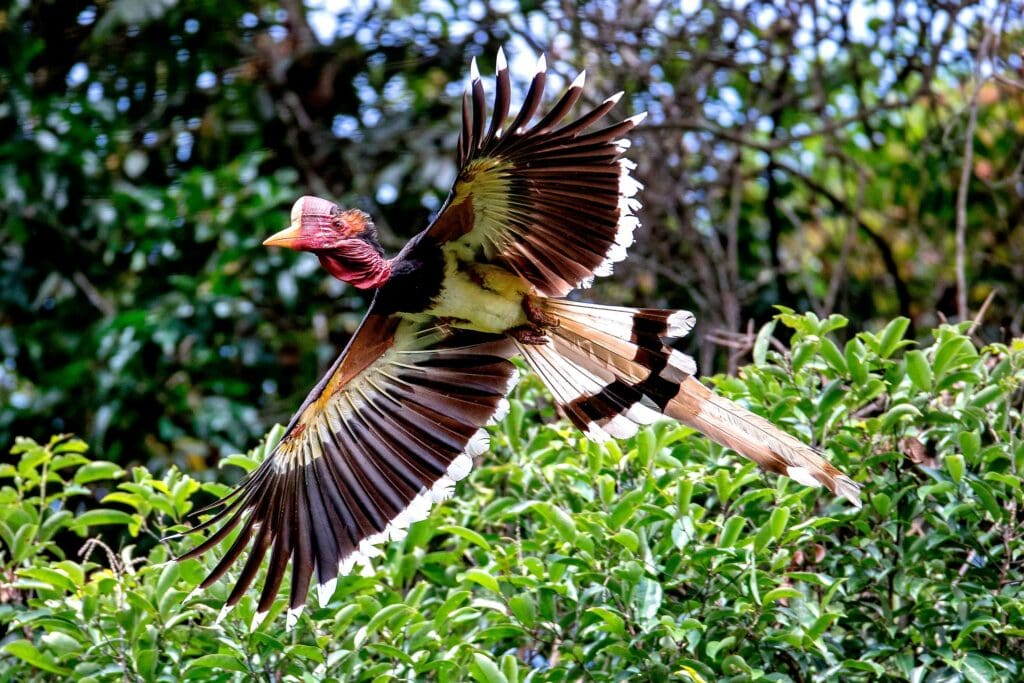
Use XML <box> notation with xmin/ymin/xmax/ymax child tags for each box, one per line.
<box><xmin>196</xmin><ymin>71</ymin><xmax>216</xmax><ymax>89</ymax></box>
<box><xmin>78</xmin><ymin>6</ymin><xmax>96</xmax><ymax>25</ymax></box>
<box><xmin>67</xmin><ymin>63</ymin><xmax>89</xmax><ymax>88</ymax></box>
<box><xmin>175</xmin><ymin>131</ymin><xmax>193</xmax><ymax>162</ymax></box>
<box><xmin>376</xmin><ymin>183</ymin><xmax>398</xmax><ymax>204</ymax></box>
<box><xmin>268</xmin><ymin>25</ymin><xmax>287</xmax><ymax>42</ymax></box>
<box><xmin>332</xmin><ymin>114</ymin><xmax>360</xmax><ymax>139</ymax></box>
<box><xmin>361</xmin><ymin>107</ymin><xmax>381</xmax><ymax>127</ymax></box>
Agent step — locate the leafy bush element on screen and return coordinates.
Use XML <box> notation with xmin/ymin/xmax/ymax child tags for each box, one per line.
<box><xmin>1</xmin><ymin>314</ymin><xmax>1022</xmax><ymax>681</ymax></box>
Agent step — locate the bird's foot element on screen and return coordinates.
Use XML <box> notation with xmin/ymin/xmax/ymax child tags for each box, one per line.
<box><xmin>507</xmin><ymin>324</ymin><xmax>550</xmax><ymax>345</ymax></box>
<box><xmin>522</xmin><ymin>297</ymin><xmax>560</xmax><ymax>329</ymax></box>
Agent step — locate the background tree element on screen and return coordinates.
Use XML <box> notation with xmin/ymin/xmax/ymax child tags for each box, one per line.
<box><xmin>1</xmin><ymin>0</ymin><xmax>1021</xmax><ymax>471</ymax></box>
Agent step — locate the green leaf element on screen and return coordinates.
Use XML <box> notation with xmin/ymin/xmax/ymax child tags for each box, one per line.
<box><xmin>73</xmin><ymin>461</ymin><xmax>125</xmax><ymax>484</ymax></box>
<box><xmin>959</xmin><ymin>432</ymin><xmax>980</xmax><ymax>460</ymax></box>
<box><xmin>611</xmin><ymin>528</ymin><xmax>639</xmax><ymax>553</ymax></box>
<box><xmin>959</xmin><ymin>653</ymin><xmax>997</xmax><ymax>683</ymax></box>
<box><xmin>532</xmin><ymin>502</ymin><xmax>576</xmax><ymax>542</ymax></box>
<box><xmin>769</xmin><ymin>506</ymin><xmax>790</xmax><ymax>540</ymax></box>
<box><xmin>818</xmin><ymin>338</ymin><xmax>847</xmax><ymax>375</ymax></box>
<box><xmin>753</xmin><ymin>319</ymin><xmax>777</xmax><ymax>366</ymax></box>
<box><xmin>904</xmin><ymin>349</ymin><xmax>932</xmax><ymax>391</ymax></box>
<box><xmin>185</xmin><ymin>653</ymin><xmax>248</xmax><ymax>674</ymax></box>
<box><xmin>470</xmin><ymin>653</ymin><xmax>509</xmax><ymax>683</ymax></box>
<box><xmin>719</xmin><ymin>516</ymin><xmax>746</xmax><ymax>547</ymax></box>
<box><xmin>946</xmin><ymin>454</ymin><xmax>965</xmax><ymax>484</ymax></box>
<box><xmin>17</xmin><ymin>567</ymin><xmax>78</xmax><ymax>594</ymax></box>
<box><xmin>3</xmin><ymin>640</ymin><xmax>71</xmax><ymax>676</ymax></box>
<box><xmin>968</xmin><ymin>480</ymin><xmax>1002</xmax><ymax>520</ymax></box>
<box><xmin>366</xmin><ymin>603</ymin><xmax>413</xmax><ymax>634</ymax></box>
<box><xmin>631</xmin><ymin>577</ymin><xmax>663</xmax><ymax>621</ymax></box>
<box><xmin>508</xmin><ymin>594</ymin><xmax>536</xmax><ymax>628</ymax></box>
<box><xmin>463</xmin><ymin>568</ymin><xmax>500</xmax><ymax>594</ymax></box>
<box><xmin>286</xmin><ymin>644</ymin><xmax>325</xmax><ymax>663</ymax></box>
<box><xmin>68</xmin><ymin>509</ymin><xmax>134</xmax><ymax>533</ymax></box>
<box><xmin>438</xmin><ymin>525</ymin><xmax>491</xmax><ymax>551</ymax></box>
<box><xmin>881</xmin><ymin>403</ymin><xmax>921</xmax><ymax>431</ymax></box>
<box><xmin>586</xmin><ymin>606</ymin><xmax>627</xmax><ymax>637</ymax></box>
<box><xmin>763</xmin><ymin>587</ymin><xmax>802</xmax><ymax>603</ymax></box>
<box><xmin>877</xmin><ymin>317</ymin><xmax>911</xmax><ymax>358</ymax></box>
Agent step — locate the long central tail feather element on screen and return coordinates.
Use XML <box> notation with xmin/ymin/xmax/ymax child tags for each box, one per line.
<box><xmin>519</xmin><ymin>297</ymin><xmax>861</xmax><ymax>507</ymax></box>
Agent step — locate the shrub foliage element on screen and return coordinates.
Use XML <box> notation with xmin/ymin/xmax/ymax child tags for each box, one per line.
<box><xmin>1</xmin><ymin>314</ymin><xmax>1022</xmax><ymax>681</ymax></box>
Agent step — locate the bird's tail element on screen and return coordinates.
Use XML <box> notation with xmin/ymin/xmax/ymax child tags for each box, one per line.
<box><xmin>516</xmin><ymin>297</ymin><xmax>861</xmax><ymax>507</ymax></box>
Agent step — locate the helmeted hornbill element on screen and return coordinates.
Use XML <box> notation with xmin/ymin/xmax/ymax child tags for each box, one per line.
<box><xmin>180</xmin><ymin>50</ymin><xmax>861</xmax><ymax>629</ymax></box>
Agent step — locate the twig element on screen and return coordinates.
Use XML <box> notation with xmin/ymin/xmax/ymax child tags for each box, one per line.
<box><xmin>955</xmin><ymin>26</ymin><xmax>994</xmax><ymax>320</ymax></box>
<box><xmin>73</xmin><ymin>271</ymin><xmax>115</xmax><ymax>318</ymax></box>
<box><xmin>823</xmin><ymin>168</ymin><xmax>866</xmax><ymax>316</ymax></box>
<box><xmin>966</xmin><ymin>288</ymin><xmax>997</xmax><ymax>338</ymax></box>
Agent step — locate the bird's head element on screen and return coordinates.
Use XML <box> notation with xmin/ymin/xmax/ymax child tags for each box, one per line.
<box><xmin>264</xmin><ymin>196</ymin><xmax>391</xmax><ymax>290</ymax></box>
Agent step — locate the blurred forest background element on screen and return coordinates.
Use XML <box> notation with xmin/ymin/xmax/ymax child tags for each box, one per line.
<box><xmin>2</xmin><ymin>0</ymin><xmax>1022</xmax><ymax>474</ymax></box>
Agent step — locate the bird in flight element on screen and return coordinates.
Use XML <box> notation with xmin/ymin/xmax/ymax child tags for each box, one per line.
<box><xmin>180</xmin><ymin>49</ymin><xmax>860</xmax><ymax>629</ymax></box>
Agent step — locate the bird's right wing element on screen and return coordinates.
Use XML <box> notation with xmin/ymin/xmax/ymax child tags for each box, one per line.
<box><xmin>179</xmin><ymin>310</ymin><xmax>518</xmax><ymax>628</ymax></box>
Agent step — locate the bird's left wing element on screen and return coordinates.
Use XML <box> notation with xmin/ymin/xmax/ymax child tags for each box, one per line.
<box><xmin>179</xmin><ymin>310</ymin><xmax>518</xmax><ymax>628</ymax></box>
<box><xmin>425</xmin><ymin>50</ymin><xmax>645</xmax><ymax>297</ymax></box>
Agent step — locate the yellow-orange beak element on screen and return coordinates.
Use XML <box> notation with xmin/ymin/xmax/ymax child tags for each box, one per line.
<box><xmin>263</xmin><ymin>223</ymin><xmax>304</xmax><ymax>249</ymax></box>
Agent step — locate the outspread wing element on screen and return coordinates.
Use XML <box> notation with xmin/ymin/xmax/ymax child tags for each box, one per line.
<box><xmin>179</xmin><ymin>308</ymin><xmax>518</xmax><ymax>628</ymax></box>
<box><xmin>426</xmin><ymin>49</ymin><xmax>645</xmax><ymax>297</ymax></box>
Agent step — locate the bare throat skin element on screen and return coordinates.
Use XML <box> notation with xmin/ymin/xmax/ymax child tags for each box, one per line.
<box><xmin>420</xmin><ymin>254</ymin><xmax>533</xmax><ymax>335</ymax></box>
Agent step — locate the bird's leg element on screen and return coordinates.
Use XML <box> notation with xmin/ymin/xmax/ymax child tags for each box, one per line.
<box><xmin>507</xmin><ymin>297</ymin><xmax>559</xmax><ymax>345</ymax></box>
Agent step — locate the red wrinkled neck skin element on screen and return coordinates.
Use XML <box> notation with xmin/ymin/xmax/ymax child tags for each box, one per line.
<box><xmin>317</xmin><ymin>243</ymin><xmax>391</xmax><ymax>290</ymax></box>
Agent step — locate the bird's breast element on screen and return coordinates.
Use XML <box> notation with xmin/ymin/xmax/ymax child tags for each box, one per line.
<box><xmin>423</xmin><ymin>255</ymin><xmax>531</xmax><ymax>334</ymax></box>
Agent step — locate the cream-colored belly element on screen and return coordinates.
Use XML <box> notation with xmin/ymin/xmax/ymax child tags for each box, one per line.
<box><xmin>421</xmin><ymin>256</ymin><xmax>530</xmax><ymax>334</ymax></box>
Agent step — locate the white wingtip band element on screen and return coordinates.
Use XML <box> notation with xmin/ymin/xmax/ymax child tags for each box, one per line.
<box><xmin>251</xmin><ymin>610</ymin><xmax>269</xmax><ymax>631</ymax></box>
<box><xmin>285</xmin><ymin>605</ymin><xmax>305</xmax><ymax>630</ymax></box>
<box><xmin>470</xmin><ymin>57</ymin><xmax>480</xmax><ymax>82</ymax></box>
<box><xmin>317</xmin><ymin>578</ymin><xmax>337</xmax><ymax>608</ymax></box>
<box><xmin>496</xmin><ymin>47</ymin><xmax>507</xmax><ymax>72</ymax></box>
